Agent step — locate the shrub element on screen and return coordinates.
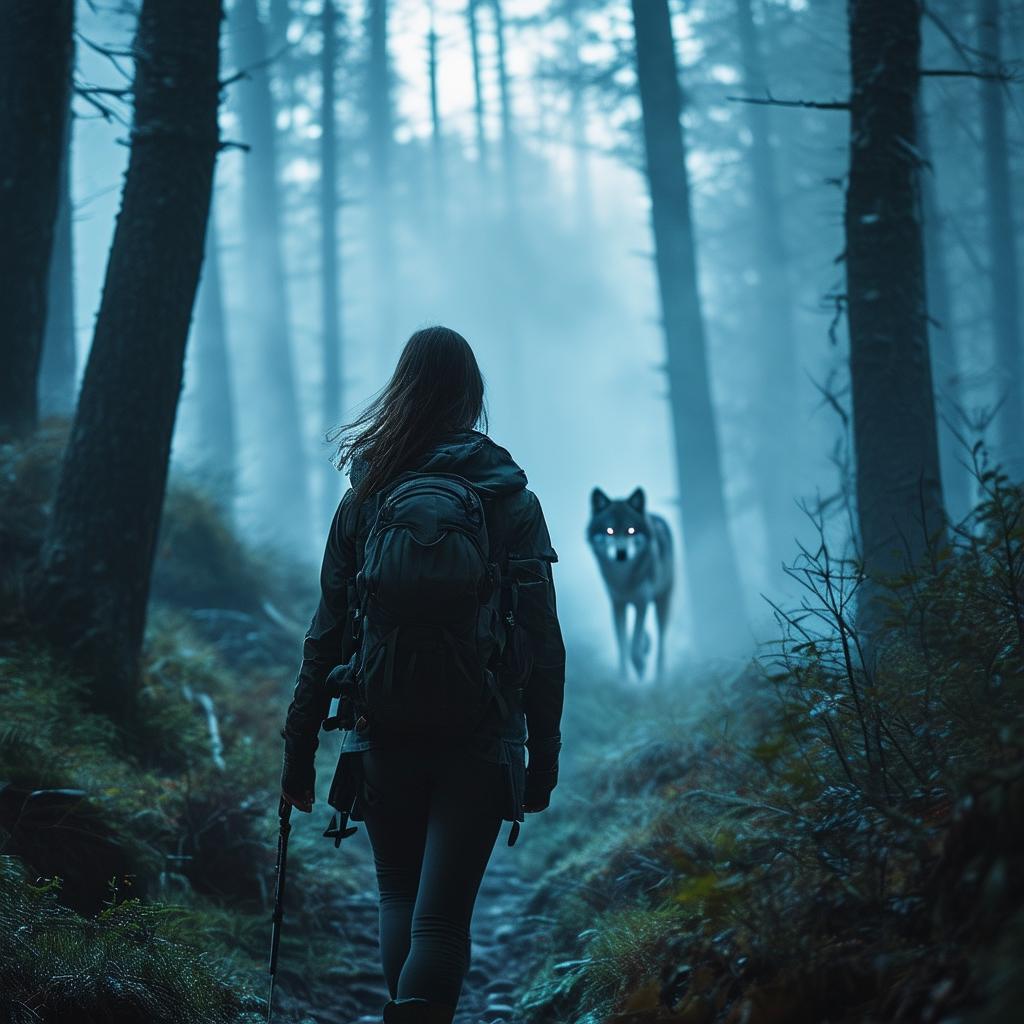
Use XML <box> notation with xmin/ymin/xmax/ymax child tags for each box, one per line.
<box><xmin>519</xmin><ymin>465</ymin><xmax>1024</xmax><ymax>1023</ymax></box>
<box><xmin>0</xmin><ymin>856</ymin><xmax>262</xmax><ymax>1024</ymax></box>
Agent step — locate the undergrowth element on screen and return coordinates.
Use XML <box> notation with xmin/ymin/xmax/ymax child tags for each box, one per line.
<box><xmin>0</xmin><ymin>856</ymin><xmax>263</xmax><ymax>1024</ymax></box>
<box><xmin>0</xmin><ymin>425</ymin><xmax>377</xmax><ymax>1023</ymax></box>
<box><xmin>519</xmin><ymin>462</ymin><xmax>1024</xmax><ymax>1024</ymax></box>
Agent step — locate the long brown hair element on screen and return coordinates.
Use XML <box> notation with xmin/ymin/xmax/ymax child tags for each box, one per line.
<box><xmin>331</xmin><ymin>326</ymin><xmax>487</xmax><ymax>501</ymax></box>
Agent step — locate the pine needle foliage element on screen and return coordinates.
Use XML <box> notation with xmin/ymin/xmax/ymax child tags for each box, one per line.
<box><xmin>0</xmin><ymin>856</ymin><xmax>263</xmax><ymax>1024</ymax></box>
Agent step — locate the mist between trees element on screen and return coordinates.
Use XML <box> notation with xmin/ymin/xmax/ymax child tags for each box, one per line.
<box><xmin>2</xmin><ymin>0</ymin><xmax>1022</xmax><ymax>708</ymax></box>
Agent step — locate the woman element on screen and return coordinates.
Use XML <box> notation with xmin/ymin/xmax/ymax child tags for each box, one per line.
<box><xmin>281</xmin><ymin>326</ymin><xmax>566</xmax><ymax>1024</ymax></box>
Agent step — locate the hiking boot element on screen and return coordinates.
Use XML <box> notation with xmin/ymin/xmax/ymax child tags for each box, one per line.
<box><xmin>382</xmin><ymin>998</ymin><xmax>455</xmax><ymax>1024</ymax></box>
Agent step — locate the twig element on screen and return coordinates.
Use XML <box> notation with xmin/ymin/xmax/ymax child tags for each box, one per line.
<box><xmin>921</xmin><ymin>67</ymin><xmax>1018</xmax><ymax>83</ymax></box>
<box><xmin>727</xmin><ymin>94</ymin><xmax>849</xmax><ymax>111</ymax></box>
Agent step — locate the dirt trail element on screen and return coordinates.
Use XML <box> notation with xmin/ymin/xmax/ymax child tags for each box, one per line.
<box><xmin>277</xmin><ymin>830</ymin><xmax>541</xmax><ymax>1024</ymax></box>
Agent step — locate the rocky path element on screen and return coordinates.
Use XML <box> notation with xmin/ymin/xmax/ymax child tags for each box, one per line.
<box><xmin>279</xmin><ymin>830</ymin><xmax>541</xmax><ymax>1024</ymax></box>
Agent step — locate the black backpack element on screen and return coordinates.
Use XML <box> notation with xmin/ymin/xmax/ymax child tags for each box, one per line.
<box><xmin>352</xmin><ymin>472</ymin><xmax>509</xmax><ymax>736</ymax></box>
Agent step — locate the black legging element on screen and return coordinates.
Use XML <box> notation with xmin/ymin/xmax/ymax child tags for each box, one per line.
<box><xmin>360</xmin><ymin>743</ymin><xmax>505</xmax><ymax>1006</ymax></box>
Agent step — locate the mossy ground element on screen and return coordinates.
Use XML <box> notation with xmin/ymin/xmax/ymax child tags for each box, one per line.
<box><xmin>0</xmin><ymin>425</ymin><xmax>379</xmax><ymax>1023</ymax></box>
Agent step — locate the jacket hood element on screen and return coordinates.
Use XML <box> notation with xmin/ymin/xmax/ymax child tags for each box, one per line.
<box><xmin>351</xmin><ymin>430</ymin><xmax>528</xmax><ymax>499</ymax></box>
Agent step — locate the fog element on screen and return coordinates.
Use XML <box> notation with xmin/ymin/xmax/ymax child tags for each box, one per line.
<box><xmin>65</xmin><ymin>0</ymin><xmax>1020</xmax><ymax>663</ymax></box>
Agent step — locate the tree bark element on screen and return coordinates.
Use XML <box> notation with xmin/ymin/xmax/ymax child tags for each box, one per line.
<box><xmin>428</xmin><ymin>6</ymin><xmax>446</xmax><ymax>224</ymax></box>
<box><xmin>492</xmin><ymin>0</ymin><xmax>517</xmax><ymax>212</ymax></box>
<box><xmin>40</xmin><ymin>107</ymin><xmax>78</xmax><ymax>419</ymax></box>
<box><xmin>38</xmin><ymin>0</ymin><xmax>222</xmax><ymax>716</ymax></box>
<box><xmin>630</xmin><ymin>0</ymin><xmax>747</xmax><ymax>654</ymax></box>
<box><xmin>321</xmin><ymin>0</ymin><xmax>344</xmax><ymax>527</ymax></box>
<box><xmin>467</xmin><ymin>0</ymin><xmax>489</xmax><ymax>179</ymax></box>
<box><xmin>230</xmin><ymin>0</ymin><xmax>311</xmax><ymax>553</ymax></box>
<box><xmin>366</xmin><ymin>0</ymin><xmax>396</xmax><ymax>356</ymax></box>
<box><xmin>845</xmin><ymin>0</ymin><xmax>945</xmax><ymax>618</ymax></box>
<box><xmin>0</xmin><ymin>0</ymin><xmax>73</xmax><ymax>440</ymax></box>
<box><xmin>735</xmin><ymin>0</ymin><xmax>801</xmax><ymax>578</ymax></box>
<box><xmin>565</xmin><ymin>0</ymin><xmax>593</xmax><ymax>228</ymax></box>
<box><xmin>918</xmin><ymin>102</ymin><xmax>969</xmax><ymax>520</ymax></box>
<box><xmin>192</xmin><ymin>203</ymin><xmax>237</xmax><ymax>505</ymax></box>
<box><xmin>977</xmin><ymin>0</ymin><xmax>1022</xmax><ymax>472</ymax></box>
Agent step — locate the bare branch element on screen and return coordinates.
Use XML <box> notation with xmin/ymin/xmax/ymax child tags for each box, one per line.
<box><xmin>921</xmin><ymin>67</ymin><xmax>1019</xmax><ymax>83</ymax></box>
<box><xmin>727</xmin><ymin>93</ymin><xmax>850</xmax><ymax>112</ymax></box>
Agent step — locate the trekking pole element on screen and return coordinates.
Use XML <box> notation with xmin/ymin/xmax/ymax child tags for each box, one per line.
<box><xmin>267</xmin><ymin>796</ymin><xmax>292</xmax><ymax>1024</ymax></box>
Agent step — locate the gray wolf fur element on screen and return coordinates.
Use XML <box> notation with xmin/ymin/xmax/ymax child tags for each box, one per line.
<box><xmin>587</xmin><ymin>486</ymin><xmax>674</xmax><ymax>681</ymax></box>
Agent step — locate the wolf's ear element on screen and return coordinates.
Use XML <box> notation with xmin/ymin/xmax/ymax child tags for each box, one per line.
<box><xmin>627</xmin><ymin>487</ymin><xmax>645</xmax><ymax>513</ymax></box>
<box><xmin>591</xmin><ymin>487</ymin><xmax>611</xmax><ymax>513</ymax></box>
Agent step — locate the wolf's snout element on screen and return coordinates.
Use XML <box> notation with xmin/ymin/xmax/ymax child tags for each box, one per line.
<box><xmin>616</xmin><ymin>549</ymin><xmax>627</xmax><ymax>562</ymax></box>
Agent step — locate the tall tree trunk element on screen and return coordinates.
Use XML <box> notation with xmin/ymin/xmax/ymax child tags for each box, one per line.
<box><xmin>735</xmin><ymin>0</ymin><xmax>801</xmax><ymax>578</ymax></box>
<box><xmin>321</xmin><ymin>0</ymin><xmax>344</xmax><ymax>527</ymax></box>
<box><xmin>193</xmin><ymin>204</ymin><xmax>237</xmax><ymax>505</ymax></box>
<box><xmin>0</xmin><ymin>1</ymin><xmax>73</xmax><ymax>440</ymax></box>
<box><xmin>919</xmin><ymin>102</ymin><xmax>969</xmax><ymax>520</ymax></box>
<box><xmin>269</xmin><ymin>0</ymin><xmax>294</xmax><ymax>120</ymax></box>
<box><xmin>366</xmin><ymin>0</ymin><xmax>396</xmax><ymax>357</ymax></box>
<box><xmin>40</xmin><ymin>107</ymin><xmax>78</xmax><ymax>418</ymax></box>
<box><xmin>492</xmin><ymin>0</ymin><xmax>517</xmax><ymax>211</ymax></box>
<box><xmin>566</xmin><ymin>0</ymin><xmax>593</xmax><ymax>228</ymax></box>
<box><xmin>977</xmin><ymin>0</ymin><xmax>1022</xmax><ymax>473</ymax></box>
<box><xmin>428</xmin><ymin>3</ymin><xmax>446</xmax><ymax>224</ymax></box>
<box><xmin>845</xmin><ymin>0</ymin><xmax>945</xmax><ymax>622</ymax></box>
<box><xmin>467</xmin><ymin>0</ymin><xmax>489</xmax><ymax>179</ymax></box>
<box><xmin>630</xmin><ymin>0</ymin><xmax>747</xmax><ymax>654</ymax></box>
<box><xmin>231</xmin><ymin>0</ymin><xmax>310</xmax><ymax>553</ymax></box>
<box><xmin>37</xmin><ymin>0</ymin><xmax>221</xmax><ymax>716</ymax></box>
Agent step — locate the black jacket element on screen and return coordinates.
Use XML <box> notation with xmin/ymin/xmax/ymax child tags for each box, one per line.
<box><xmin>282</xmin><ymin>431</ymin><xmax>566</xmax><ymax>813</ymax></box>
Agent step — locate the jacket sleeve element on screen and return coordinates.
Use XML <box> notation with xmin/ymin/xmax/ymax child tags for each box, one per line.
<box><xmin>507</xmin><ymin>490</ymin><xmax>566</xmax><ymax>746</ymax></box>
<box><xmin>283</xmin><ymin>488</ymin><xmax>357</xmax><ymax>749</ymax></box>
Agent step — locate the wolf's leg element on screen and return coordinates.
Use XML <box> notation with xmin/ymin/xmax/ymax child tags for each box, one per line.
<box><xmin>612</xmin><ymin>601</ymin><xmax>629</xmax><ymax>678</ymax></box>
<box><xmin>654</xmin><ymin>590</ymin><xmax>671</xmax><ymax>682</ymax></box>
<box><xmin>631</xmin><ymin>601</ymin><xmax>649</xmax><ymax>679</ymax></box>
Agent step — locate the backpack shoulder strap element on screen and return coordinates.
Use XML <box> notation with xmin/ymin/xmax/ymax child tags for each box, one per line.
<box><xmin>351</xmin><ymin>490</ymin><xmax>385</xmax><ymax>572</ymax></box>
<box><xmin>483</xmin><ymin>492</ymin><xmax>512</xmax><ymax>568</ymax></box>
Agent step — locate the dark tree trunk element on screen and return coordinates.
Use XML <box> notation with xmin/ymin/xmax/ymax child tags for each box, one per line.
<box><xmin>37</xmin><ymin>0</ymin><xmax>221</xmax><ymax>716</ymax></box>
<box><xmin>40</xmin><ymin>107</ymin><xmax>78</xmax><ymax>419</ymax></box>
<box><xmin>321</xmin><ymin>0</ymin><xmax>344</xmax><ymax>527</ymax></box>
<box><xmin>467</xmin><ymin>0</ymin><xmax>489</xmax><ymax>178</ymax></box>
<box><xmin>845</xmin><ymin>0</ymin><xmax>945</xmax><ymax>617</ymax></box>
<box><xmin>566</xmin><ymin>0</ymin><xmax>592</xmax><ymax>228</ymax></box>
<box><xmin>366</xmin><ymin>0</ymin><xmax>396</xmax><ymax>354</ymax></box>
<box><xmin>193</xmin><ymin>205</ymin><xmax>237</xmax><ymax>504</ymax></box>
<box><xmin>269</xmin><ymin>0</ymin><xmax>294</xmax><ymax>118</ymax></box>
<box><xmin>492</xmin><ymin>0</ymin><xmax>517</xmax><ymax>211</ymax></box>
<box><xmin>919</xmin><ymin>103</ymin><xmax>969</xmax><ymax>520</ymax></box>
<box><xmin>630</xmin><ymin>0</ymin><xmax>747</xmax><ymax>654</ymax></box>
<box><xmin>231</xmin><ymin>0</ymin><xmax>310</xmax><ymax>552</ymax></box>
<box><xmin>0</xmin><ymin>1</ymin><xmax>73</xmax><ymax>440</ymax></box>
<box><xmin>428</xmin><ymin>8</ymin><xmax>446</xmax><ymax>223</ymax></box>
<box><xmin>977</xmin><ymin>0</ymin><xmax>1022</xmax><ymax>471</ymax></box>
<box><xmin>735</xmin><ymin>0</ymin><xmax>801</xmax><ymax>577</ymax></box>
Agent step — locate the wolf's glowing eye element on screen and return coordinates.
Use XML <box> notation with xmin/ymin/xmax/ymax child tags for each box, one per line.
<box><xmin>627</xmin><ymin>527</ymin><xmax>636</xmax><ymax>535</ymax></box>
<box><xmin>606</xmin><ymin>527</ymin><xmax>614</xmax><ymax>535</ymax></box>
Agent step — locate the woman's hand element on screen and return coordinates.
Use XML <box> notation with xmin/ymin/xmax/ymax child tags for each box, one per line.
<box><xmin>281</xmin><ymin>739</ymin><xmax>316</xmax><ymax>813</ymax></box>
<box><xmin>282</xmin><ymin>788</ymin><xmax>314</xmax><ymax>813</ymax></box>
<box><xmin>523</xmin><ymin>735</ymin><xmax>561</xmax><ymax>813</ymax></box>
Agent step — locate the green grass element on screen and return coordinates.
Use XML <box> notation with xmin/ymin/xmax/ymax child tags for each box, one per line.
<box><xmin>0</xmin><ymin>429</ymin><xmax>380</xmax><ymax>1022</ymax></box>
<box><xmin>0</xmin><ymin>856</ymin><xmax>264</xmax><ymax>1024</ymax></box>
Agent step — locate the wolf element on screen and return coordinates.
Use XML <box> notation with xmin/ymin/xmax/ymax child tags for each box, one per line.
<box><xmin>587</xmin><ymin>487</ymin><xmax>674</xmax><ymax>682</ymax></box>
